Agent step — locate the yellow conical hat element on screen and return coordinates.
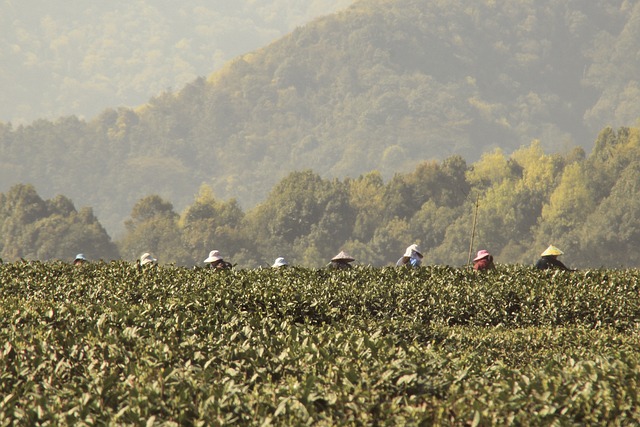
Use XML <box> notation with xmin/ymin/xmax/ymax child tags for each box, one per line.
<box><xmin>541</xmin><ymin>245</ymin><xmax>563</xmax><ymax>257</ymax></box>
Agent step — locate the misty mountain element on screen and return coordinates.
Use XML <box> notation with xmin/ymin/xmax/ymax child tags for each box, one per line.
<box><xmin>1</xmin><ymin>0</ymin><xmax>639</xmax><ymax>235</ymax></box>
<box><xmin>0</xmin><ymin>0</ymin><xmax>352</xmax><ymax>124</ymax></box>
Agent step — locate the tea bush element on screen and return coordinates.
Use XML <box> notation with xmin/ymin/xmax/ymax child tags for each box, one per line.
<box><xmin>1</xmin><ymin>262</ymin><xmax>639</xmax><ymax>425</ymax></box>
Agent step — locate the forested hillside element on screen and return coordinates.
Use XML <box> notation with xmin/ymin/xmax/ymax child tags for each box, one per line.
<box><xmin>0</xmin><ymin>0</ymin><xmax>352</xmax><ymax>124</ymax></box>
<box><xmin>1</xmin><ymin>0</ymin><xmax>640</xmax><ymax>236</ymax></box>
<box><xmin>2</xmin><ymin>126</ymin><xmax>639</xmax><ymax>268</ymax></box>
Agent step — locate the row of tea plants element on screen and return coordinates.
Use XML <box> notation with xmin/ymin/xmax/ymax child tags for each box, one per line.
<box><xmin>1</xmin><ymin>262</ymin><xmax>639</xmax><ymax>425</ymax></box>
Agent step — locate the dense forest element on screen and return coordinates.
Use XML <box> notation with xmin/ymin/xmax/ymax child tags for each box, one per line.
<box><xmin>0</xmin><ymin>0</ymin><xmax>352</xmax><ymax>124</ymax></box>
<box><xmin>2</xmin><ymin>0</ymin><xmax>640</xmax><ymax>237</ymax></box>
<box><xmin>2</xmin><ymin>125</ymin><xmax>639</xmax><ymax>268</ymax></box>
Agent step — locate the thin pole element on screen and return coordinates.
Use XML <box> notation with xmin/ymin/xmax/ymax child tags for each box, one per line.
<box><xmin>467</xmin><ymin>195</ymin><xmax>479</xmax><ymax>266</ymax></box>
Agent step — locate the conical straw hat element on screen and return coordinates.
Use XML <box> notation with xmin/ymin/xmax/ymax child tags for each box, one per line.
<box><xmin>541</xmin><ymin>245</ymin><xmax>563</xmax><ymax>257</ymax></box>
<box><xmin>331</xmin><ymin>251</ymin><xmax>355</xmax><ymax>262</ymax></box>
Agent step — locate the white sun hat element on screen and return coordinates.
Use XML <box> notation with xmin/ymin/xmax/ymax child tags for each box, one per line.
<box><xmin>403</xmin><ymin>244</ymin><xmax>423</xmax><ymax>258</ymax></box>
<box><xmin>140</xmin><ymin>252</ymin><xmax>157</xmax><ymax>265</ymax></box>
<box><xmin>204</xmin><ymin>250</ymin><xmax>223</xmax><ymax>263</ymax></box>
<box><xmin>272</xmin><ymin>257</ymin><xmax>288</xmax><ymax>267</ymax></box>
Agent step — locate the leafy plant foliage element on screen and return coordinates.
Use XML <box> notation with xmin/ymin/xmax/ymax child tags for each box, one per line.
<box><xmin>1</xmin><ymin>262</ymin><xmax>639</xmax><ymax>425</ymax></box>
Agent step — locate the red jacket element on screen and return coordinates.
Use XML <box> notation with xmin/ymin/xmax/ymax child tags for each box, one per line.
<box><xmin>473</xmin><ymin>256</ymin><xmax>494</xmax><ymax>271</ymax></box>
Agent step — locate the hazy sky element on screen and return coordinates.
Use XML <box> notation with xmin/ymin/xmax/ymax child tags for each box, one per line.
<box><xmin>1</xmin><ymin>0</ymin><xmax>353</xmax><ymax>124</ymax></box>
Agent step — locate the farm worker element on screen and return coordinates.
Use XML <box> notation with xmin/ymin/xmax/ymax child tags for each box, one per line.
<box><xmin>328</xmin><ymin>251</ymin><xmax>355</xmax><ymax>269</ymax></box>
<box><xmin>204</xmin><ymin>250</ymin><xmax>232</xmax><ymax>270</ymax></box>
<box><xmin>137</xmin><ymin>252</ymin><xmax>158</xmax><ymax>272</ymax></box>
<box><xmin>535</xmin><ymin>245</ymin><xmax>570</xmax><ymax>270</ymax></box>
<box><xmin>73</xmin><ymin>253</ymin><xmax>88</xmax><ymax>266</ymax></box>
<box><xmin>396</xmin><ymin>244</ymin><xmax>423</xmax><ymax>267</ymax></box>
<box><xmin>140</xmin><ymin>252</ymin><xmax>157</xmax><ymax>266</ymax></box>
<box><xmin>271</xmin><ymin>257</ymin><xmax>289</xmax><ymax>268</ymax></box>
<box><xmin>472</xmin><ymin>249</ymin><xmax>494</xmax><ymax>271</ymax></box>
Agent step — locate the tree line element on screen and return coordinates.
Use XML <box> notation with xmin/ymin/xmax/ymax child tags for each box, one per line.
<box><xmin>2</xmin><ymin>126</ymin><xmax>639</xmax><ymax>269</ymax></box>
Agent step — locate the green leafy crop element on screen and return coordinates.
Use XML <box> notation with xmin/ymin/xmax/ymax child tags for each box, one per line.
<box><xmin>1</xmin><ymin>262</ymin><xmax>639</xmax><ymax>425</ymax></box>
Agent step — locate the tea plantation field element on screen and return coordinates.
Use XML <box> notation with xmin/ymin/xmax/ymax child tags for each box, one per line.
<box><xmin>1</xmin><ymin>262</ymin><xmax>639</xmax><ymax>425</ymax></box>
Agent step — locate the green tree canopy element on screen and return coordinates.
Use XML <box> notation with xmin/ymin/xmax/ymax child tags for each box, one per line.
<box><xmin>179</xmin><ymin>184</ymin><xmax>246</xmax><ymax>265</ymax></box>
<box><xmin>578</xmin><ymin>161</ymin><xmax>640</xmax><ymax>268</ymax></box>
<box><xmin>243</xmin><ymin>170</ymin><xmax>356</xmax><ymax>265</ymax></box>
<box><xmin>0</xmin><ymin>184</ymin><xmax>117</xmax><ymax>261</ymax></box>
<box><xmin>118</xmin><ymin>195</ymin><xmax>188</xmax><ymax>265</ymax></box>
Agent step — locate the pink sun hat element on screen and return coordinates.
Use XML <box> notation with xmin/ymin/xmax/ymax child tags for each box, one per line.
<box><xmin>473</xmin><ymin>250</ymin><xmax>491</xmax><ymax>262</ymax></box>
